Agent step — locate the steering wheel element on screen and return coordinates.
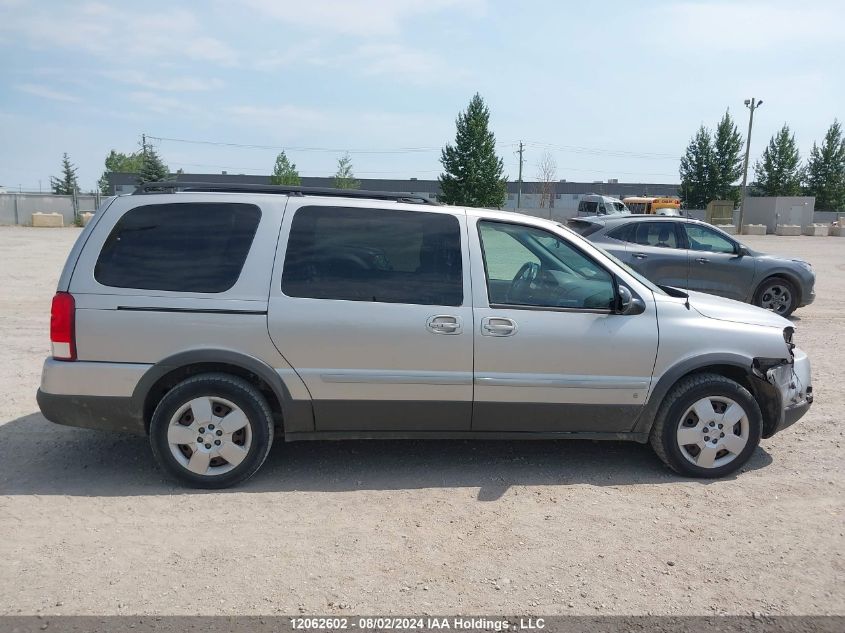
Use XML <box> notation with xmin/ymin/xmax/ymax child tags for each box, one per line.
<box><xmin>507</xmin><ymin>261</ymin><xmax>540</xmax><ymax>303</ymax></box>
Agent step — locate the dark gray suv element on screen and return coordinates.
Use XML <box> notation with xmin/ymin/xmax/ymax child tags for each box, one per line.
<box><xmin>570</xmin><ymin>216</ymin><xmax>815</xmax><ymax>316</ymax></box>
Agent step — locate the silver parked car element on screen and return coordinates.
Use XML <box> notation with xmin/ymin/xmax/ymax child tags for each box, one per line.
<box><xmin>38</xmin><ymin>184</ymin><xmax>812</xmax><ymax>488</ymax></box>
<box><xmin>569</xmin><ymin>215</ymin><xmax>815</xmax><ymax>316</ymax></box>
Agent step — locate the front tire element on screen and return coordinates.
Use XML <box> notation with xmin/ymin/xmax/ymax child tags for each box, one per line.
<box><xmin>650</xmin><ymin>373</ymin><xmax>762</xmax><ymax>478</ymax></box>
<box><xmin>149</xmin><ymin>373</ymin><xmax>274</xmax><ymax>489</ymax></box>
<box><xmin>753</xmin><ymin>277</ymin><xmax>798</xmax><ymax>316</ymax></box>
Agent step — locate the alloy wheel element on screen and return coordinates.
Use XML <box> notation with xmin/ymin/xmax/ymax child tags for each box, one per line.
<box><xmin>760</xmin><ymin>283</ymin><xmax>792</xmax><ymax>315</ymax></box>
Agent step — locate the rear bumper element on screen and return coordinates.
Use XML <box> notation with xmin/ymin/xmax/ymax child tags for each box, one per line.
<box><xmin>37</xmin><ymin>358</ymin><xmax>149</xmax><ymax>434</ymax></box>
<box><xmin>37</xmin><ymin>389</ymin><xmax>146</xmax><ymax>435</ymax></box>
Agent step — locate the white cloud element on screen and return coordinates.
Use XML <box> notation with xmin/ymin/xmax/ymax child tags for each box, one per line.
<box><xmin>0</xmin><ymin>3</ymin><xmax>238</xmax><ymax>65</ymax></box>
<box><xmin>101</xmin><ymin>70</ymin><xmax>224</xmax><ymax>92</ymax></box>
<box><xmin>661</xmin><ymin>1</ymin><xmax>845</xmax><ymax>51</ymax></box>
<box><xmin>15</xmin><ymin>83</ymin><xmax>81</xmax><ymax>102</ymax></box>
<box><xmin>244</xmin><ymin>0</ymin><xmax>485</xmax><ymax>36</ymax></box>
<box><xmin>226</xmin><ymin>104</ymin><xmax>329</xmax><ymax>129</ymax></box>
<box><xmin>127</xmin><ymin>92</ymin><xmax>203</xmax><ymax>116</ymax></box>
<box><xmin>354</xmin><ymin>43</ymin><xmax>463</xmax><ymax>81</ymax></box>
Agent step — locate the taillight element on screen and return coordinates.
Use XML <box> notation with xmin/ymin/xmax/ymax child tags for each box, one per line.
<box><xmin>50</xmin><ymin>291</ymin><xmax>76</xmax><ymax>361</ymax></box>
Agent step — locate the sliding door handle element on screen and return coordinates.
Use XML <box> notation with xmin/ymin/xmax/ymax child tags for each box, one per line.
<box><xmin>481</xmin><ymin>317</ymin><xmax>517</xmax><ymax>336</ymax></box>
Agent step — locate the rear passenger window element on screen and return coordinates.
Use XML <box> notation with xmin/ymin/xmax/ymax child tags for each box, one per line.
<box><xmin>282</xmin><ymin>206</ymin><xmax>463</xmax><ymax>306</ymax></box>
<box><xmin>607</xmin><ymin>224</ymin><xmax>633</xmax><ymax>242</ymax></box>
<box><xmin>627</xmin><ymin>222</ymin><xmax>679</xmax><ymax>248</ymax></box>
<box><xmin>95</xmin><ymin>203</ymin><xmax>261</xmax><ymax>293</ymax></box>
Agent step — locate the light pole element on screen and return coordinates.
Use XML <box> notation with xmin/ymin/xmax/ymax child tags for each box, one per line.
<box><xmin>738</xmin><ymin>97</ymin><xmax>762</xmax><ymax>230</ymax></box>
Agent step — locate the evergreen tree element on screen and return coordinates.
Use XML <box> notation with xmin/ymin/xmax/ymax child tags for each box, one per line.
<box><xmin>270</xmin><ymin>151</ymin><xmax>301</xmax><ymax>185</ymax></box>
<box><xmin>51</xmin><ymin>153</ymin><xmax>79</xmax><ymax>195</ymax></box>
<box><xmin>333</xmin><ymin>153</ymin><xmax>359</xmax><ymax>189</ymax></box>
<box><xmin>679</xmin><ymin>126</ymin><xmax>715</xmax><ymax>209</ymax></box>
<box><xmin>753</xmin><ymin>124</ymin><xmax>803</xmax><ymax>196</ymax></box>
<box><xmin>711</xmin><ymin>110</ymin><xmax>744</xmax><ymax>204</ymax></box>
<box><xmin>805</xmin><ymin>119</ymin><xmax>845</xmax><ymax>211</ymax></box>
<box><xmin>439</xmin><ymin>93</ymin><xmax>507</xmax><ymax>208</ymax></box>
<box><xmin>137</xmin><ymin>142</ymin><xmax>170</xmax><ymax>185</ymax></box>
<box><xmin>98</xmin><ymin>149</ymin><xmax>144</xmax><ymax>194</ymax></box>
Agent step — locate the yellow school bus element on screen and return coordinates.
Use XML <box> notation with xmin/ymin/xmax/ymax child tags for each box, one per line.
<box><xmin>622</xmin><ymin>196</ymin><xmax>681</xmax><ymax>215</ymax></box>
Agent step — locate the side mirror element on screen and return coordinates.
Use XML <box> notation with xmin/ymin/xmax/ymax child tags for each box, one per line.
<box><xmin>736</xmin><ymin>245</ymin><xmax>749</xmax><ymax>257</ymax></box>
<box><xmin>616</xmin><ymin>284</ymin><xmax>646</xmax><ymax>315</ymax></box>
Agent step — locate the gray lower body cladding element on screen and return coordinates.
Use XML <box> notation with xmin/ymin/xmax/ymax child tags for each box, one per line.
<box><xmin>37</xmin><ymin>389</ymin><xmax>145</xmax><ymax>435</ymax></box>
<box><xmin>37</xmin><ymin>392</ymin><xmax>643</xmax><ymax>437</ymax></box>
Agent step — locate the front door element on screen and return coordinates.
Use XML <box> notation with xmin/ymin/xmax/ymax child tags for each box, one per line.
<box><xmin>469</xmin><ymin>218</ymin><xmax>659</xmax><ymax>433</ymax></box>
<box><xmin>681</xmin><ymin>223</ymin><xmax>756</xmax><ymax>301</ymax></box>
<box><xmin>268</xmin><ymin>202</ymin><xmax>473</xmax><ymax>431</ymax></box>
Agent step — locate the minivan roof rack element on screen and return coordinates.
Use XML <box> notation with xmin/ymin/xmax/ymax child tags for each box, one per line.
<box><xmin>133</xmin><ymin>181</ymin><xmax>439</xmax><ymax>205</ymax></box>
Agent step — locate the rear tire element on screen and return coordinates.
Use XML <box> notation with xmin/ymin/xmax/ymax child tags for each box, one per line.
<box><xmin>649</xmin><ymin>373</ymin><xmax>762</xmax><ymax>478</ymax></box>
<box><xmin>753</xmin><ymin>277</ymin><xmax>798</xmax><ymax>316</ymax></box>
<box><xmin>149</xmin><ymin>373</ymin><xmax>274</xmax><ymax>489</ymax></box>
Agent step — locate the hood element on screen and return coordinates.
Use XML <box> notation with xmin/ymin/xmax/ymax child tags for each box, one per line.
<box><xmin>685</xmin><ymin>290</ymin><xmax>791</xmax><ymax>329</ymax></box>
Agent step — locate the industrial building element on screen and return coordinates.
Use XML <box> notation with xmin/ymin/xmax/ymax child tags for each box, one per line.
<box><xmin>105</xmin><ymin>172</ymin><xmax>679</xmax><ymax>219</ymax></box>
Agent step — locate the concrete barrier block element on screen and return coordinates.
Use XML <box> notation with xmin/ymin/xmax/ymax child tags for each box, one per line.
<box><xmin>802</xmin><ymin>224</ymin><xmax>829</xmax><ymax>236</ymax></box>
<box><xmin>31</xmin><ymin>212</ymin><xmax>64</xmax><ymax>227</ymax></box>
<box><xmin>715</xmin><ymin>224</ymin><xmax>737</xmax><ymax>235</ymax></box>
<box><xmin>742</xmin><ymin>224</ymin><xmax>766</xmax><ymax>235</ymax></box>
<box><xmin>775</xmin><ymin>224</ymin><xmax>801</xmax><ymax>236</ymax></box>
<box><xmin>830</xmin><ymin>226</ymin><xmax>845</xmax><ymax>237</ymax></box>
<box><xmin>80</xmin><ymin>212</ymin><xmax>94</xmax><ymax>226</ymax></box>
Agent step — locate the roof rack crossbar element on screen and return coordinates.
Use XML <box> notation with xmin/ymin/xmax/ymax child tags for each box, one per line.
<box><xmin>133</xmin><ymin>181</ymin><xmax>438</xmax><ymax>205</ymax></box>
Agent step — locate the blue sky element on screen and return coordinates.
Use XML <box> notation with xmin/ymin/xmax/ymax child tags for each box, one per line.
<box><xmin>1</xmin><ymin>0</ymin><xmax>843</xmax><ymax>191</ymax></box>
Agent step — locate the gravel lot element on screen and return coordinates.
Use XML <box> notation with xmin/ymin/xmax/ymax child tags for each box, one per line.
<box><xmin>0</xmin><ymin>226</ymin><xmax>842</xmax><ymax>616</ymax></box>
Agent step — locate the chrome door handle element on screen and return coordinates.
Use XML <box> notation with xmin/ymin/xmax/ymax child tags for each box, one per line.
<box><xmin>696</xmin><ymin>257</ymin><xmax>709</xmax><ymax>263</ymax></box>
<box><xmin>481</xmin><ymin>317</ymin><xmax>517</xmax><ymax>336</ymax></box>
<box><xmin>633</xmin><ymin>253</ymin><xmax>648</xmax><ymax>259</ymax></box>
<box><xmin>426</xmin><ymin>315</ymin><xmax>462</xmax><ymax>334</ymax></box>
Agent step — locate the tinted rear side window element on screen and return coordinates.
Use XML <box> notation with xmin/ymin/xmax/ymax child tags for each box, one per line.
<box><xmin>282</xmin><ymin>206</ymin><xmax>462</xmax><ymax>306</ymax></box>
<box><xmin>629</xmin><ymin>221</ymin><xmax>679</xmax><ymax>248</ymax></box>
<box><xmin>95</xmin><ymin>202</ymin><xmax>261</xmax><ymax>293</ymax></box>
<box><xmin>607</xmin><ymin>224</ymin><xmax>634</xmax><ymax>242</ymax></box>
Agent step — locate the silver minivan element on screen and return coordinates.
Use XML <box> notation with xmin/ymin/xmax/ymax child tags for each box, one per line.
<box><xmin>38</xmin><ymin>184</ymin><xmax>813</xmax><ymax>488</ymax></box>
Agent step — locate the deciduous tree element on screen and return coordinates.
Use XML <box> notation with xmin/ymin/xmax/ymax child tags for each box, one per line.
<box><xmin>333</xmin><ymin>153</ymin><xmax>359</xmax><ymax>189</ymax></box>
<box><xmin>98</xmin><ymin>150</ymin><xmax>144</xmax><ymax>194</ymax></box>
<box><xmin>536</xmin><ymin>151</ymin><xmax>557</xmax><ymax>213</ymax></box>
<box><xmin>270</xmin><ymin>151</ymin><xmax>301</xmax><ymax>185</ymax></box>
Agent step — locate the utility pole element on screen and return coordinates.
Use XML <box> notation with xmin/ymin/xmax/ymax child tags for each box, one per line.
<box><xmin>738</xmin><ymin>98</ymin><xmax>762</xmax><ymax>230</ymax></box>
<box><xmin>516</xmin><ymin>141</ymin><xmax>524</xmax><ymax>209</ymax></box>
<box><xmin>142</xmin><ymin>133</ymin><xmax>147</xmax><ymax>158</ymax></box>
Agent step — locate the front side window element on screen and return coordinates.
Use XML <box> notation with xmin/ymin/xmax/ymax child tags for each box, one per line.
<box><xmin>684</xmin><ymin>224</ymin><xmax>736</xmax><ymax>253</ymax></box>
<box><xmin>95</xmin><ymin>202</ymin><xmax>261</xmax><ymax>293</ymax></box>
<box><xmin>478</xmin><ymin>221</ymin><xmax>615</xmax><ymax>310</ymax></box>
<box><xmin>282</xmin><ymin>206</ymin><xmax>463</xmax><ymax>306</ymax></box>
<box><xmin>627</xmin><ymin>221</ymin><xmax>680</xmax><ymax>248</ymax></box>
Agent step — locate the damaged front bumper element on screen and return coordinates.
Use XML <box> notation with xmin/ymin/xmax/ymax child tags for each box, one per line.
<box><xmin>763</xmin><ymin>347</ymin><xmax>813</xmax><ymax>436</ymax></box>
